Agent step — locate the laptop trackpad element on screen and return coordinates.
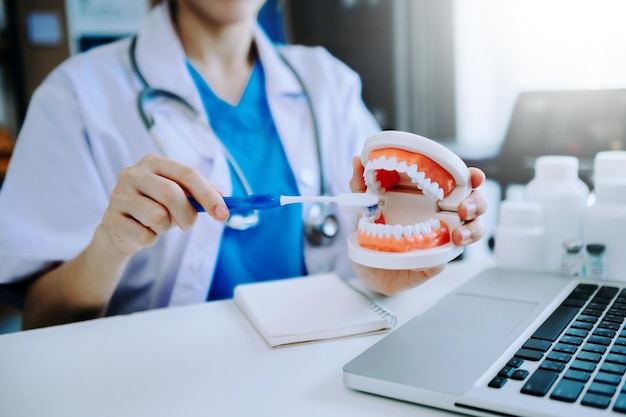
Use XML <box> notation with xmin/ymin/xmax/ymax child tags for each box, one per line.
<box><xmin>344</xmin><ymin>268</ymin><xmax>573</xmax><ymax>397</ymax></box>
<box><xmin>421</xmin><ymin>293</ymin><xmax>537</xmax><ymax>339</ymax></box>
<box><xmin>344</xmin><ymin>293</ymin><xmax>539</xmax><ymax>395</ymax></box>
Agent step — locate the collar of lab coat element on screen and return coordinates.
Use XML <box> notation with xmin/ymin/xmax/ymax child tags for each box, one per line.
<box><xmin>133</xmin><ymin>2</ymin><xmax>304</xmax><ymax>124</ymax></box>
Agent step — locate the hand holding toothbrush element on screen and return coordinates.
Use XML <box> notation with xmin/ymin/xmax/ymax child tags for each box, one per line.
<box><xmin>100</xmin><ymin>154</ymin><xmax>231</xmax><ymax>257</ymax></box>
<box><xmin>22</xmin><ymin>154</ymin><xmax>233</xmax><ymax>329</ymax></box>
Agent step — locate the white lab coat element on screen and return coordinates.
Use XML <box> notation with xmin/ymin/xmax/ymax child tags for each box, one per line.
<box><xmin>0</xmin><ymin>3</ymin><xmax>380</xmax><ymax>315</ymax></box>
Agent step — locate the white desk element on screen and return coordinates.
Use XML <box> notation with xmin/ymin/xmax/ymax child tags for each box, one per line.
<box><xmin>0</xmin><ymin>260</ymin><xmax>492</xmax><ymax>417</ymax></box>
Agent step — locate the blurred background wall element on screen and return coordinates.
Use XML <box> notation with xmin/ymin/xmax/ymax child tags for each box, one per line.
<box><xmin>3</xmin><ymin>0</ymin><xmax>626</xmax><ymax>187</ymax></box>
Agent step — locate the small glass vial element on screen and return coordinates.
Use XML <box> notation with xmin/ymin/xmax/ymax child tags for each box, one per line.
<box><xmin>585</xmin><ymin>243</ymin><xmax>608</xmax><ymax>279</ymax></box>
<box><xmin>561</xmin><ymin>239</ymin><xmax>584</xmax><ymax>277</ymax></box>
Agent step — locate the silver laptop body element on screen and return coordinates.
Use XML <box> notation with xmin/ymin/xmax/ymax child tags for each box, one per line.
<box><xmin>344</xmin><ymin>267</ymin><xmax>626</xmax><ymax>417</ymax></box>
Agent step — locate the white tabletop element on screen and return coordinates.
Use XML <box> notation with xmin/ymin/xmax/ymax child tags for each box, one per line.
<box><xmin>0</xmin><ymin>260</ymin><xmax>492</xmax><ymax>417</ymax></box>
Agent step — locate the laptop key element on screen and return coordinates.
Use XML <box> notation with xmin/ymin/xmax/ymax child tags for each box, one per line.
<box><xmin>588</xmin><ymin>335</ymin><xmax>612</xmax><ymax>346</ymax></box>
<box><xmin>597</xmin><ymin>285</ymin><xmax>618</xmax><ymax>295</ymax></box>
<box><xmin>604</xmin><ymin>315</ymin><xmax>624</xmax><ymax>324</ymax></box>
<box><xmin>607</xmin><ymin>353</ymin><xmax>626</xmax><ymax>365</ymax></box>
<box><xmin>522</xmin><ymin>338</ymin><xmax>552</xmax><ymax>352</ymax></box>
<box><xmin>582</xmin><ymin>308</ymin><xmax>604</xmax><ymax>317</ymax></box>
<box><xmin>581</xmin><ymin>392</ymin><xmax>612</xmax><ymax>409</ymax></box>
<box><xmin>550</xmin><ymin>379</ymin><xmax>584</xmax><ymax>402</ymax></box>
<box><xmin>593</xmin><ymin>328</ymin><xmax>617</xmax><ymax>338</ymax></box>
<box><xmin>488</xmin><ymin>376</ymin><xmax>507</xmax><ymax>388</ymax></box>
<box><xmin>532</xmin><ymin>306</ymin><xmax>579</xmax><ymax>342</ymax></box>
<box><xmin>599</xmin><ymin>322</ymin><xmax>622</xmax><ymax>331</ymax></box>
<box><xmin>577</xmin><ymin>351</ymin><xmax>603</xmax><ymax>363</ymax></box>
<box><xmin>511</xmin><ymin>369</ymin><xmax>529</xmax><ymax>381</ymax></box>
<box><xmin>570</xmin><ymin>283</ymin><xmax>598</xmax><ymax>296</ymax></box>
<box><xmin>506</xmin><ymin>357</ymin><xmax>524</xmax><ymax>368</ymax></box>
<box><xmin>546</xmin><ymin>351</ymin><xmax>572</xmax><ymax>363</ymax></box>
<box><xmin>612</xmin><ymin>345</ymin><xmax>626</xmax><ymax>355</ymax></box>
<box><xmin>498</xmin><ymin>366</ymin><xmax>516</xmax><ymax>378</ymax></box>
<box><xmin>563</xmin><ymin>369</ymin><xmax>591</xmax><ymax>382</ymax></box>
<box><xmin>565</xmin><ymin>328</ymin><xmax>588</xmax><ymax>338</ymax></box>
<box><xmin>600</xmin><ymin>362</ymin><xmax>626</xmax><ymax>375</ymax></box>
<box><xmin>559</xmin><ymin>335</ymin><xmax>584</xmax><ymax>346</ymax></box>
<box><xmin>570</xmin><ymin>359</ymin><xmax>596</xmax><ymax>372</ymax></box>
<box><xmin>539</xmin><ymin>360</ymin><xmax>565</xmax><ymax>372</ymax></box>
<box><xmin>608</xmin><ymin>308</ymin><xmax>626</xmax><ymax>317</ymax></box>
<box><xmin>582</xmin><ymin>343</ymin><xmax>607</xmax><ymax>354</ymax></box>
<box><xmin>614</xmin><ymin>393</ymin><xmax>626</xmax><ymax>414</ymax></box>
<box><xmin>571</xmin><ymin>321</ymin><xmax>594</xmax><ymax>331</ymax></box>
<box><xmin>521</xmin><ymin>369</ymin><xmax>558</xmax><ymax>397</ymax></box>
<box><xmin>561</xmin><ymin>298</ymin><xmax>587</xmax><ymax>308</ymax></box>
<box><xmin>553</xmin><ymin>343</ymin><xmax>577</xmax><ymax>354</ymax></box>
<box><xmin>594</xmin><ymin>372</ymin><xmax>622</xmax><ymax>386</ymax></box>
<box><xmin>514</xmin><ymin>348</ymin><xmax>543</xmax><ymax>361</ymax></box>
<box><xmin>588</xmin><ymin>382</ymin><xmax>617</xmax><ymax>397</ymax></box>
<box><xmin>577</xmin><ymin>315</ymin><xmax>599</xmax><ymax>324</ymax></box>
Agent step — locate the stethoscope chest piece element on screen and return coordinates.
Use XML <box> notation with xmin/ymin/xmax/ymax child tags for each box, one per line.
<box><xmin>304</xmin><ymin>202</ymin><xmax>339</xmax><ymax>246</ymax></box>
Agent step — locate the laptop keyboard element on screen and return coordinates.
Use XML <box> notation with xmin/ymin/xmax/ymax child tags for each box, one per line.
<box><xmin>488</xmin><ymin>283</ymin><xmax>626</xmax><ymax>413</ymax></box>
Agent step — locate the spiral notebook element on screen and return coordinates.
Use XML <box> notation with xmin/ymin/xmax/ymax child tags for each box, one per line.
<box><xmin>233</xmin><ymin>273</ymin><xmax>397</xmax><ymax>347</ymax></box>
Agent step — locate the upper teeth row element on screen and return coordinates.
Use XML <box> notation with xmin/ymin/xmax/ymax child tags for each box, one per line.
<box><xmin>358</xmin><ymin>217</ymin><xmax>442</xmax><ymax>240</ymax></box>
<box><xmin>364</xmin><ymin>156</ymin><xmax>444</xmax><ymax>200</ymax></box>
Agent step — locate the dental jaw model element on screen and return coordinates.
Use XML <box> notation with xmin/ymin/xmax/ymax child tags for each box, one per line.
<box><xmin>348</xmin><ymin>131</ymin><xmax>471</xmax><ymax>270</ymax></box>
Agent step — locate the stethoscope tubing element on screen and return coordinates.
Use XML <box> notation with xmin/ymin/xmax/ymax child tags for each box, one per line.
<box><xmin>128</xmin><ymin>35</ymin><xmax>339</xmax><ymax>243</ymax></box>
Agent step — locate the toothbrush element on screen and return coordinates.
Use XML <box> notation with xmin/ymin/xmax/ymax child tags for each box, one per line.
<box><xmin>188</xmin><ymin>193</ymin><xmax>380</xmax><ymax>215</ymax></box>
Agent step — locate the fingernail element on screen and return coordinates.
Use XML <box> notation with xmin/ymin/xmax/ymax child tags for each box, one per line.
<box><xmin>458</xmin><ymin>226</ymin><xmax>472</xmax><ymax>244</ymax></box>
<box><xmin>464</xmin><ymin>201</ymin><xmax>477</xmax><ymax>220</ymax></box>
<box><xmin>214</xmin><ymin>205</ymin><xmax>229</xmax><ymax>221</ymax></box>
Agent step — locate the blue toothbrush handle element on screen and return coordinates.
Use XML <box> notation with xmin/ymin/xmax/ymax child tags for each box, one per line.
<box><xmin>188</xmin><ymin>194</ymin><xmax>282</xmax><ymax>212</ymax></box>
<box><xmin>224</xmin><ymin>194</ymin><xmax>281</xmax><ymax>211</ymax></box>
<box><xmin>187</xmin><ymin>196</ymin><xmax>206</xmax><ymax>212</ymax></box>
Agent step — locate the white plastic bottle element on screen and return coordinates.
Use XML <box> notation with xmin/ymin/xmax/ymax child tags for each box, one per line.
<box><xmin>494</xmin><ymin>200</ymin><xmax>545</xmax><ymax>271</ymax></box>
<box><xmin>593</xmin><ymin>150</ymin><xmax>626</xmax><ymax>182</ymax></box>
<box><xmin>583</xmin><ymin>180</ymin><xmax>626</xmax><ymax>281</ymax></box>
<box><xmin>587</xmin><ymin>150</ymin><xmax>626</xmax><ymax>205</ymax></box>
<box><xmin>524</xmin><ymin>156</ymin><xmax>590</xmax><ymax>273</ymax></box>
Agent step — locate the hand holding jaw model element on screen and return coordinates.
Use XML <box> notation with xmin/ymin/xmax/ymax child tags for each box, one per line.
<box><xmin>349</xmin><ymin>130</ymin><xmax>480</xmax><ymax>278</ymax></box>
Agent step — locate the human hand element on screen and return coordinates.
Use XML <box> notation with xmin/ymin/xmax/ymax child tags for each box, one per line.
<box><xmin>100</xmin><ymin>154</ymin><xmax>229</xmax><ymax>256</ymax></box>
<box><xmin>349</xmin><ymin>157</ymin><xmax>487</xmax><ymax>295</ymax></box>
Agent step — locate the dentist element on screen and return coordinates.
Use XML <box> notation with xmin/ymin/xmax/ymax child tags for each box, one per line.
<box><xmin>0</xmin><ymin>0</ymin><xmax>486</xmax><ymax>329</ymax></box>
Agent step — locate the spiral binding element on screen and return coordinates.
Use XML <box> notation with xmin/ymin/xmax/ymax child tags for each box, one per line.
<box><xmin>339</xmin><ymin>277</ymin><xmax>397</xmax><ymax>329</ymax></box>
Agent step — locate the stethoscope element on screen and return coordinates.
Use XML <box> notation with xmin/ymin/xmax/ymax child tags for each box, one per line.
<box><xmin>129</xmin><ymin>36</ymin><xmax>339</xmax><ymax>246</ymax></box>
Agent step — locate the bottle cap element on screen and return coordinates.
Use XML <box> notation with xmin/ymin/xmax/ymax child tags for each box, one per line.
<box><xmin>586</xmin><ymin>243</ymin><xmax>606</xmax><ymax>255</ymax></box>
<box><xmin>594</xmin><ymin>151</ymin><xmax>626</xmax><ymax>183</ymax></box>
<box><xmin>563</xmin><ymin>239</ymin><xmax>583</xmax><ymax>254</ymax></box>
<box><xmin>595</xmin><ymin>179</ymin><xmax>626</xmax><ymax>203</ymax></box>
<box><xmin>534</xmin><ymin>155</ymin><xmax>579</xmax><ymax>180</ymax></box>
<box><xmin>499</xmin><ymin>200</ymin><xmax>543</xmax><ymax>228</ymax></box>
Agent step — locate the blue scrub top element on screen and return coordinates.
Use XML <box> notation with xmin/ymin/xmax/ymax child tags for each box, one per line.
<box><xmin>187</xmin><ymin>61</ymin><xmax>306</xmax><ymax>301</ymax></box>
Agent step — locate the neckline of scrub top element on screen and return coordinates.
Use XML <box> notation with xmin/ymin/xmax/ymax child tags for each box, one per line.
<box><xmin>186</xmin><ymin>60</ymin><xmax>306</xmax><ymax>301</ymax></box>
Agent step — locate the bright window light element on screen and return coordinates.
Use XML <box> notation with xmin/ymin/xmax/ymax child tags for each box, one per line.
<box><xmin>454</xmin><ymin>0</ymin><xmax>626</xmax><ymax>153</ymax></box>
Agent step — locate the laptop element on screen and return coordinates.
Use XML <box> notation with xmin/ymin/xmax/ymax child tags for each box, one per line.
<box><xmin>343</xmin><ymin>267</ymin><xmax>626</xmax><ymax>416</ymax></box>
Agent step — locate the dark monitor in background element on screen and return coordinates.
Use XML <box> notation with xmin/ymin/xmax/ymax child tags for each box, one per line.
<box><xmin>78</xmin><ymin>34</ymin><xmax>130</xmax><ymax>52</ymax></box>
<box><xmin>468</xmin><ymin>89</ymin><xmax>626</xmax><ymax>198</ymax></box>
